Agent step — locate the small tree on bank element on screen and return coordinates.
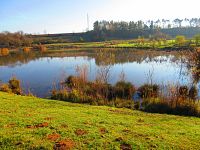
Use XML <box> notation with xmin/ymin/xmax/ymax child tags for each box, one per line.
<box><xmin>175</xmin><ymin>35</ymin><xmax>186</xmax><ymax>47</ymax></box>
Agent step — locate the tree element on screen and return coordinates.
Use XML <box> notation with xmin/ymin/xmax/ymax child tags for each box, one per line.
<box><xmin>155</xmin><ymin>19</ymin><xmax>161</xmax><ymax>28</ymax></box>
<box><xmin>0</xmin><ymin>31</ymin><xmax>32</xmax><ymax>48</ymax></box>
<box><xmin>149</xmin><ymin>21</ymin><xmax>154</xmax><ymax>30</ymax></box>
<box><xmin>173</xmin><ymin>19</ymin><xmax>183</xmax><ymax>28</ymax></box>
<box><xmin>162</xmin><ymin>19</ymin><xmax>166</xmax><ymax>28</ymax></box>
<box><xmin>91</xmin><ymin>19</ymin><xmax>200</xmax><ymax>41</ymax></box>
<box><xmin>93</xmin><ymin>21</ymin><xmax>99</xmax><ymax>31</ymax></box>
<box><xmin>96</xmin><ymin>50</ymin><xmax>115</xmax><ymax>83</ymax></box>
<box><xmin>194</xmin><ymin>34</ymin><xmax>200</xmax><ymax>46</ymax></box>
<box><xmin>175</xmin><ymin>35</ymin><xmax>186</xmax><ymax>47</ymax></box>
<box><xmin>189</xmin><ymin>18</ymin><xmax>198</xmax><ymax>27</ymax></box>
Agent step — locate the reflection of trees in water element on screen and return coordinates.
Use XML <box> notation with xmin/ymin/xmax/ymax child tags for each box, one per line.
<box><xmin>94</xmin><ymin>49</ymin><xmax>182</xmax><ymax>66</ymax></box>
<box><xmin>95</xmin><ymin>49</ymin><xmax>115</xmax><ymax>83</ymax></box>
<box><xmin>0</xmin><ymin>49</ymin><xmax>184</xmax><ymax>69</ymax></box>
<box><xmin>0</xmin><ymin>51</ymin><xmax>93</xmax><ymax>67</ymax></box>
<box><xmin>94</xmin><ymin>50</ymin><xmax>190</xmax><ymax>84</ymax></box>
<box><xmin>0</xmin><ymin>52</ymin><xmax>42</xmax><ymax>67</ymax></box>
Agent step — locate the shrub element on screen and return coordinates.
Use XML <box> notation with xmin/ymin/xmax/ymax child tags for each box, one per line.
<box><xmin>179</xmin><ymin>86</ymin><xmax>189</xmax><ymax>99</ymax></box>
<box><xmin>8</xmin><ymin>77</ymin><xmax>22</xmax><ymax>95</ymax></box>
<box><xmin>65</xmin><ymin>76</ymin><xmax>83</xmax><ymax>89</ymax></box>
<box><xmin>97</xmin><ymin>99</ymin><xmax>107</xmax><ymax>106</ymax></box>
<box><xmin>0</xmin><ymin>48</ymin><xmax>9</xmax><ymax>56</ymax></box>
<box><xmin>138</xmin><ymin>84</ymin><xmax>159</xmax><ymax>98</ymax></box>
<box><xmin>143</xmin><ymin>100</ymin><xmax>172</xmax><ymax>114</ymax></box>
<box><xmin>194</xmin><ymin>34</ymin><xmax>200</xmax><ymax>46</ymax></box>
<box><xmin>51</xmin><ymin>75</ymin><xmax>200</xmax><ymax>117</ymax></box>
<box><xmin>0</xmin><ymin>84</ymin><xmax>12</xmax><ymax>93</ymax></box>
<box><xmin>79</xmin><ymin>37</ymin><xmax>84</xmax><ymax>42</ymax></box>
<box><xmin>142</xmin><ymin>97</ymin><xmax>200</xmax><ymax>117</ymax></box>
<box><xmin>0</xmin><ymin>77</ymin><xmax>22</xmax><ymax>95</ymax></box>
<box><xmin>114</xmin><ymin>98</ymin><xmax>135</xmax><ymax>109</ymax></box>
<box><xmin>51</xmin><ymin>75</ymin><xmax>136</xmax><ymax>109</ymax></box>
<box><xmin>173</xmin><ymin>102</ymin><xmax>199</xmax><ymax>116</ymax></box>
<box><xmin>189</xmin><ymin>86</ymin><xmax>198</xmax><ymax>100</ymax></box>
<box><xmin>175</xmin><ymin>35</ymin><xmax>186</xmax><ymax>47</ymax></box>
<box><xmin>23</xmin><ymin>47</ymin><xmax>31</xmax><ymax>53</ymax></box>
<box><xmin>190</xmin><ymin>43</ymin><xmax>196</xmax><ymax>48</ymax></box>
<box><xmin>115</xmin><ymin>81</ymin><xmax>135</xmax><ymax>99</ymax></box>
<box><xmin>0</xmin><ymin>31</ymin><xmax>32</xmax><ymax>47</ymax></box>
<box><xmin>68</xmin><ymin>89</ymin><xmax>81</xmax><ymax>103</ymax></box>
<box><xmin>51</xmin><ymin>89</ymin><xmax>69</xmax><ymax>101</ymax></box>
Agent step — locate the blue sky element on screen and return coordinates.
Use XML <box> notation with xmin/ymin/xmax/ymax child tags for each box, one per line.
<box><xmin>0</xmin><ymin>0</ymin><xmax>199</xmax><ymax>34</ymax></box>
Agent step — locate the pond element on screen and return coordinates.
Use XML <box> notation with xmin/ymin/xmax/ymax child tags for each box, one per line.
<box><xmin>0</xmin><ymin>50</ymin><xmax>193</xmax><ymax>97</ymax></box>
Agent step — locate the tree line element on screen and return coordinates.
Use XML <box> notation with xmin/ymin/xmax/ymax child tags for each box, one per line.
<box><xmin>93</xmin><ymin>18</ymin><xmax>200</xmax><ymax>31</ymax></box>
<box><xmin>1</xmin><ymin>18</ymin><xmax>200</xmax><ymax>46</ymax></box>
<box><xmin>0</xmin><ymin>31</ymin><xmax>32</xmax><ymax>48</ymax></box>
<box><xmin>88</xmin><ymin>18</ymin><xmax>200</xmax><ymax>41</ymax></box>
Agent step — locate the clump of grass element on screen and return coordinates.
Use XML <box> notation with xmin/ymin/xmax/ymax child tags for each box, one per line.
<box><xmin>189</xmin><ymin>85</ymin><xmax>198</xmax><ymax>100</ymax></box>
<box><xmin>52</xmin><ymin>74</ymin><xmax>200</xmax><ymax>117</ymax></box>
<box><xmin>142</xmin><ymin>84</ymin><xmax>200</xmax><ymax>117</ymax></box>
<box><xmin>179</xmin><ymin>85</ymin><xmax>189</xmax><ymax>99</ymax></box>
<box><xmin>143</xmin><ymin>98</ymin><xmax>200</xmax><ymax>117</ymax></box>
<box><xmin>115</xmin><ymin>81</ymin><xmax>135</xmax><ymax>99</ymax></box>
<box><xmin>8</xmin><ymin>77</ymin><xmax>22</xmax><ymax>95</ymax></box>
<box><xmin>0</xmin><ymin>77</ymin><xmax>22</xmax><ymax>95</ymax></box>
<box><xmin>138</xmin><ymin>84</ymin><xmax>159</xmax><ymax>98</ymax></box>
<box><xmin>23</xmin><ymin>47</ymin><xmax>31</xmax><ymax>53</ymax></box>
<box><xmin>0</xmin><ymin>48</ymin><xmax>9</xmax><ymax>56</ymax></box>
<box><xmin>51</xmin><ymin>76</ymin><xmax>135</xmax><ymax>109</ymax></box>
<box><xmin>0</xmin><ymin>84</ymin><xmax>12</xmax><ymax>93</ymax></box>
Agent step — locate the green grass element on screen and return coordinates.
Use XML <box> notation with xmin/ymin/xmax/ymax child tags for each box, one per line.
<box><xmin>38</xmin><ymin>38</ymin><xmax>199</xmax><ymax>51</ymax></box>
<box><xmin>45</xmin><ymin>39</ymin><xmax>179</xmax><ymax>50</ymax></box>
<box><xmin>0</xmin><ymin>92</ymin><xmax>200</xmax><ymax>149</ymax></box>
<box><xmin>43</xmin><ymin>39</ymin><xmax>181</xmax><ymax>50</ymax></box>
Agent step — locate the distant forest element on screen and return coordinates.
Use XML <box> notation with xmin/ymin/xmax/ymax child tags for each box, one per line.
<box><xmin>1</xmin><ymin>18</ymin><xmax>200</xmax><ymax>45</ymax></box>
<box><xmin>85</xmin><ymin>18</ymin><xmax>200</xmax><ymax>41</ymax></box>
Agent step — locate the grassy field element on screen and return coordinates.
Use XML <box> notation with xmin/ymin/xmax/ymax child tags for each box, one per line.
<box><xmin>0</xmin><ymin>92</ymin><xmax>200</xmax><ymax>149</ymax></box>
<box><xmin>45</xmin><ymin>39</ymin><xmax>178</xmax><ymax>50</ymax></box>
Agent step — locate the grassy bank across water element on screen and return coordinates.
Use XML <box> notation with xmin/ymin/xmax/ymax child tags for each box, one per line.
<box><xmin>0</xmin><ymin>92</ymin><xmax>200</xmax><ymax>149</ymax></box>
<box><xmin>44</xmin><ymin>39</ymin><xmax>197</xmax><ymax>51</ymax></box>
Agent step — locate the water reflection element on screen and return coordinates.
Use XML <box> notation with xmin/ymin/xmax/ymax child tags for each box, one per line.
<box><xmin>0</xmin><ymin>50</ymin><xmax>191</xmax><ymax>97</ymax></box>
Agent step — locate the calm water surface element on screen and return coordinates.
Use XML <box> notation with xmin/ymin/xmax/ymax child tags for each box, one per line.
<box><xmin>0</xmin><ymin>51</ymin><xmax>192</xmax><ymax>97</ymax></box>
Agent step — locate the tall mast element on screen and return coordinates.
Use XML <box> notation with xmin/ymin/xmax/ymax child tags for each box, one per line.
<box><xmin>87</xmin><ymin>13</ymin><xmax>89</xmax><ymax>31</ymax></box>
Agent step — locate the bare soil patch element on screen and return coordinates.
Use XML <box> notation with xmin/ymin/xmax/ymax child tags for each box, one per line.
<box><xmin>26</xmin><ymin>122</ymin><xmax>49</xmax><ymax>129</ymax></box>
<box><xmin>47</xmin><ymin>133</ymin><xmax>61</xmax><ymax>141</ymax></box>
<box><xmin>120</xmin><ymin>143</ymin><xmax>132</xmax><ymax>150</ymax></box>
<box><xmin>53</xmin><ymin>139</ymin><xmax>74</xmax><ymax>150</ymax></box>
<box><xmin>74</xmin><ymin>129</ymin><xmax>88</xmax><ymax>136</ymax></box>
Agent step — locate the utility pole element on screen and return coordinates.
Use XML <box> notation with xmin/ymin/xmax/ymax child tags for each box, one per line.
<box><xmin>87</xmin><ymin>13</ymin><xmax>89</xmax><ymax>31</ymax></box>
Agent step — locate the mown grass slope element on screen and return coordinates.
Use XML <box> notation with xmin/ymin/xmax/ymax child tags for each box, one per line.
<box><xmin>0</xmin><ymin>92</ymin><xmax>200</xmax><ymax>149</ymax></box>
